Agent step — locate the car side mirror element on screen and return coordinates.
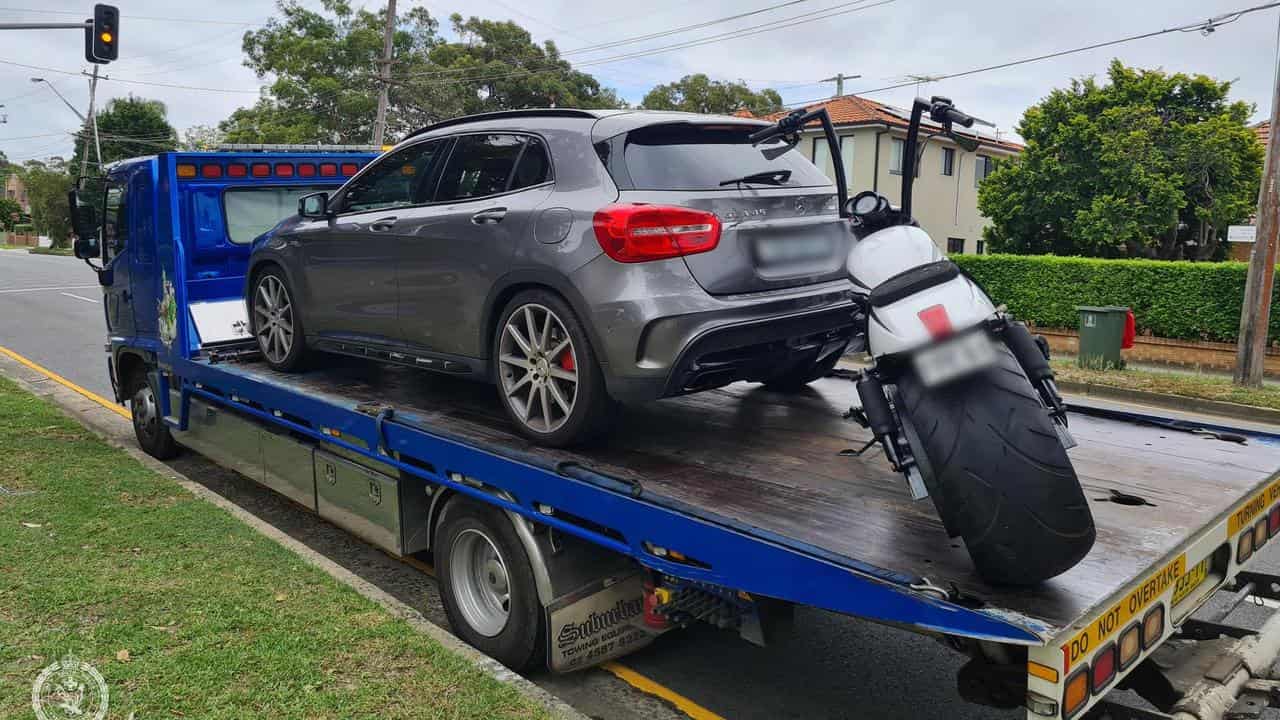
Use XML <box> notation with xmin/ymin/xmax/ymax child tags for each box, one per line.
<box><xmin>67</xmin><ymin>188</ymin><xmax>101</xmax><ymax>260</ymax></box>
<box><xmin>299</xmin><ymin>192</ymin><xmax>331</xmax><ymax>219</ymax></box>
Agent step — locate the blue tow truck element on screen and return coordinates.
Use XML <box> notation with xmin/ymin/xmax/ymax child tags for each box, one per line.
<box><xmin>67</xmin><ymin>145</ymin><xmax>1280</xmax><ymax>720</ymax></box>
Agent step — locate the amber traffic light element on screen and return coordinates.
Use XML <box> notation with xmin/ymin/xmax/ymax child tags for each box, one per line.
<box><xmin>86</xmin><ymin>4</ymin><xmax>119</xmax><ymax>64</ymax></box>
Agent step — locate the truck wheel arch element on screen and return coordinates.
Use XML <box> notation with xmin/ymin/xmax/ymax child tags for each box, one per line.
<box><xmin>427</xmin><ymin>487</ymin><xmax>556</xmax><ymax>608</ymax></box>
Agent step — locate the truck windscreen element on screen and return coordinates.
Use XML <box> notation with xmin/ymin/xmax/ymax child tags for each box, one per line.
<box><xmin>224</xmin><ymin>186</ymin><xmax>327</xmax><ymax>245</ymax></box>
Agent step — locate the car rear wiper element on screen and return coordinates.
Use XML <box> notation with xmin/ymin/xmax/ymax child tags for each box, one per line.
<box><xmin>719</xmin><ymin>170</ymin><xmax>791</xmax><ymax>187</ymax></box>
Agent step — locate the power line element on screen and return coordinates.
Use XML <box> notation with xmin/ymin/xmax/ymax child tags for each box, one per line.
<box><xmin>0</xmin><ymin>58</ymin><xmax>262</xmax><ymax>94</ymax></box>
<box><xmin>0</xmin><ymin>6</ymin><xmax>257</xmax><ymax>26</ymax></box>
<box><xmin>784</xmin><ymin>0</ymin><xmax>1280</xmax><ymax>107</ymax></box>
<box><xmin>561</xmin><ymin>0</ymin><xmax>817</xmax><ymax>55</ymax></box>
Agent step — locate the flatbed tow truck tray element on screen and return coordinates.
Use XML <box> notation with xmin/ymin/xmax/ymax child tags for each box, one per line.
<box><xmin>186</xmin><ymin>355</ymin><xmax>1280</xmax><ymax>640</ymax></box>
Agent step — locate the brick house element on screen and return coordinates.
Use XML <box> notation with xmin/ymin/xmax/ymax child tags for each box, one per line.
<box><xmin>4</xmin><ymin>172</ymin><xmax>29</xmax><ymax>213</ymax></box>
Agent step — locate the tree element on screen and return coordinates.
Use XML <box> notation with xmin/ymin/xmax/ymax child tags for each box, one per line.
<box><xmin>978</xmin><ymin>60</ymin><xmax>1264</xmax><ymax>259</ymax></box>
<box><xmin>180</xmin><ymin>124</ymin><xmax>225</xmax><ymax>151</ymax></box>
<box><xmin>221</xmin><ymin>0</ymin><xmax>621</xmax><ymax>145</ymax></box>
<box><xmin>20</xmin><ymin>160</ymin><xmax>73</xmax><ymax>247</ymax></box>
<box><xmin>641</xmin><ymin>74</ymin><xmax>783</xmax><ymax>116</ymax></box>
<box><xmin>0</xmin><ymin>197</ymin><xmax>20</xmax><ymax>232</ymax></box>
<box><xmin>72</xmin><ymin>95</ymin><xmax>178</xmax><ymax>170</ymax></box>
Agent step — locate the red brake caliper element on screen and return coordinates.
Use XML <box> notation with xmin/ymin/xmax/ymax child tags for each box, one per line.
<box><xmin>559</xmin><ymin>349</ymin><xmax>575</xmax><ymax>372</ymax></box>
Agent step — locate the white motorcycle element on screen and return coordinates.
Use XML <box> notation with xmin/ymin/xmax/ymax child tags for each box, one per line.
<box><xmin>751</xmin><ymin>97</ymin><xmax>1095</xmax><ymax>586</ymax></box>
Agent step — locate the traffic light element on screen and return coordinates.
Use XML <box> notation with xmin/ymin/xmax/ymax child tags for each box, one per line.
<box><xmin>85</xmin><ymin>4</ymin><xmax>119</xmax><ymax>64</ymax></box>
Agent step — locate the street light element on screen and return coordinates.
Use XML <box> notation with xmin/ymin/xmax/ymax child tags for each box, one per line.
<box><xmin>30</xmin><ymin>78</ymin><xmax>87</xmax><ymax>123</ymax></box>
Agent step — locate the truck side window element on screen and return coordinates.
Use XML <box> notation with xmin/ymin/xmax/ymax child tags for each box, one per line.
<box><xmin>341</xmin><ymin>141</ymin><xmax>444</xmax><ymax>214</ymax></box>
<box><xmin>102</xmin><ymin>181</ymin><xmax>128</xmax><ymax>259</ymax></box>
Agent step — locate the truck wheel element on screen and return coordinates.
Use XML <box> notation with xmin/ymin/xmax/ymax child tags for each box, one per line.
<box><xmin>493</xmin><ymin>290</ymin><xmax>612</xmax><ymax>447</ymax></box>
<box><xmin>893</xmin><ymin>345</ymin><xmax>1095</xmax><ymax>585</ymax></box>
<box><xmin>250</xmin><ymin>267</ymin><xmax>308</xmax><ymax>372</ymax></box>
<box><xmin>435</xmin><ymin>498</ymin><xmax>544</xmax><ymax>671</ymax></box>
<box><xmin>129</xmin><ymin>369</ymin><xmax>179</xmax><ymax>460</ymax></box>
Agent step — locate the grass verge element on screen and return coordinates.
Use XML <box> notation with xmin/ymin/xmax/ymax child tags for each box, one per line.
<box><xmin>28</xmin><ymin>246</ymin><xmax>73</xmax><ymax>256</ymax></box>
<box><xmin>1053</xmin><ymin>359</ymin><xmax>1280</xmax><ymax>411</ymax></box>
<box><xmin>0</xmin><ymin>376</ymin><xmax>551</xmax><ymax>719</ymax></box>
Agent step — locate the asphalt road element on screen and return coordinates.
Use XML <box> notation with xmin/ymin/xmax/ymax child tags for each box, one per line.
<box><xmin>3</xmin><ymin>248</ymin><xmax>1270</xmax><ymax>720</ymax></box>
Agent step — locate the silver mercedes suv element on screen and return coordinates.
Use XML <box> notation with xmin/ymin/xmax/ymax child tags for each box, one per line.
<box><xmin>247</xmin><ymin>109</ymin><xmax>859</xmax><ymax>446</ymax></box>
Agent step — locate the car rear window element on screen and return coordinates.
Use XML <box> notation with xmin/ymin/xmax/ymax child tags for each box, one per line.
<box><xmin>596</xmin><ymin>123</ymin><xmax>832</xmax><ymax>191</ymax></box>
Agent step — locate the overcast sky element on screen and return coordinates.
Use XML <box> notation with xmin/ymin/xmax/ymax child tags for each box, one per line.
<box><xmin>1</xmin><ymin>0</ymin><xmax>1277</xmax><ymax>162</ymax></box>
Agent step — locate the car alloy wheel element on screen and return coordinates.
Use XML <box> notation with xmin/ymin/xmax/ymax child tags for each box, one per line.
<box><xmin>254</xmin><ymin>274</ymin><xmax>295</xmax><ymax>364</ymax></box>
<box><xmin>498</xmin><ymin>303</ymin><xmax>578</xmax><ymax>434</ymax></box>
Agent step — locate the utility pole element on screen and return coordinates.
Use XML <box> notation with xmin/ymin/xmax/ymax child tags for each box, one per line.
<box><xmin>76</xmin><ymin>66</ymin><xmax>103</xmax><ymax>178</ymax></box>
<box><xmin>1234</xmin><ymin>11</ymin><xmax>1280</xmax><ymax>387</ymax></box>
<box><xmin>372</xmin><ymin>0</ymin><xmax>397</xmax><ymax>148</ymax></box>
<box><xmin>820</xmin><ymin>72</ymin><xmax>861</xmax><ymax>97</ymax></box>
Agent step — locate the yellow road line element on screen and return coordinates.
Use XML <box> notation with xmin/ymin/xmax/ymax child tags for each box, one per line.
<box><xmin>1</xmin><ymin>345</ymin><xmax>723</xmax><ymax>720</ymax></box>
<box><xmin>601</xmin><ymin>661</ymin><xmax>728</xmax><ymax>720</ymax></box>
<box><xmin>0</xmin><ymin>345</ymin><xmax>129</xmax><ymax>419</ymax></box>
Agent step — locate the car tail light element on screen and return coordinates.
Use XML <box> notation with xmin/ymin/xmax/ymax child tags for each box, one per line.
<box><xmin>1118</xmin><ymin>623</ymin><xmax>1141</xmax><ymax>669</ymax></box>
<box><xmin>227</xmin><ymin>163</ymin><xmax>247</xmax><ymax>178</ymax></box>
<box><xmin>1269</xmin><ymin>505</ymin><xmax>1280</xmax><ymax>537</ymax></box>
<box><xmin>275</xmin><ymin>163</ymin><xmax>294</xmax><ymax>177</ymax></box>
<box><xmin>341</xmin><ymin>162</ymin><xmax>360</xmax><ymax>175</ymax></box>
<box><xmin>917</xmin><ymin>304</ymin><xmax>953</xmax><ymax>339</ymax></box>
<box><xmin>1141</xmin><ymin>604</ymin><xmax>1164</xmax><ymax>649</ymax></box>
<box><xmin>297</xmin><ymin>163</ymin><xmax>316</xmax><ymax>177</ymax></box>
<box><xmin>251</xmin><ymin>163</ymin><xmax>271</xmax><ymax>178</ymax></box>
<box><xmin>593</xmin><ymin>204</ymin><xmax>721</xmax><ymax>263</ymax></box>
<box><xmin>1063</xmin><ymin>669</ymin><xmax>1090</xmax><ymax>718</ymax></box>
<box><xmin>176</xmin><ymin>163</ymin><xmax>196</xmax><ymax>178</ymax></box>
<box><xmin>1091</xmin><ymin>643</ymin><xmax>1117</xmax><ymax>693</ymax></box>
<box><xmin>201</xmin><ymin>164</ymin><xmax>222</xmax><ymax>178</ymax></box>
<box><xmin>319</xmin><ymin>162</ymin><xmax>338</xmax><ymax>177</ymax></box>
<box><xmin>1256</xmin><ymin>519</ymin><xmax>1269</xmax><ymax>552</ymax></box>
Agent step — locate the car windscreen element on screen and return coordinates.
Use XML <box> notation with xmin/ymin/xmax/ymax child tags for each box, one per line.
<box><xmin>223</xmin><ymin>186</ymin><xmax>328</xmax><ymax>244</ymax></box>
<box><xmin>598</xmin><ymin>123</ymin><xmax>832</xmax><ymax>191</ymax></box>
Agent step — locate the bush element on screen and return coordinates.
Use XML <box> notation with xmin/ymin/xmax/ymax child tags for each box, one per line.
<box><xmin>952</xmin><ymin>254</ymin><xmax>1278</xmax><ymax>344</ymax></box>
<box><xmin>12</xmin><ymin>223</ymin><xmax>32</xmax><ymax>234</ymax></box>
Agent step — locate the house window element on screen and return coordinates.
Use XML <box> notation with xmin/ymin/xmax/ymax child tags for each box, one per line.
<box><xmin>889</xmin><ymin>137</ymin><xmax>905</xmax><ymax>175</ymax></box>
<box><xmin>942</xmin><ymin>147</ymin><xmax>955</xmax><ymax>176</ymax></box>
<box><xmin>975</xmin><ymin>155</ymin><xmax>996</xmax><ymax>187</ymax></box>
<box><xmin>812</xmin><ymin>135</ymin><xmax>854</xmax><ymax>185</ymax></box>
<box><xmin>976</xmin><ymin>239</ymin><xmax>985</xmax><ymax>255</ymax></box>
<box><xmin>947</xmin><ymin>237</ymin><xmax>965</xmax><ymax>254</ymax></box>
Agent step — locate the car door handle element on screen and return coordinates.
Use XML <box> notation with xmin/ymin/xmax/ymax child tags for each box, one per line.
<box><xmin>369</xmin><ymin>216</ymin><xmax>398</xmax><ymax>232</ymax></box>
<box><xmin>471</xmin><ymin>208</ymin><xmax>507</xmax><ymax>225</ymax></box>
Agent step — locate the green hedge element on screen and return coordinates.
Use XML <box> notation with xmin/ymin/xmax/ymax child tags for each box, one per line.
<box><xmin>951</xmin><ymin>254</ymin><xmax>1279</xmax><ymax>344</ymax></box>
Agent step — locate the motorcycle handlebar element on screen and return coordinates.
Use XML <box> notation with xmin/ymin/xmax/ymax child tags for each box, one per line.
<box><xmin>943</xmin><ymin>106</ymin><xmax>975</xmax><ymax>128</ymax></box>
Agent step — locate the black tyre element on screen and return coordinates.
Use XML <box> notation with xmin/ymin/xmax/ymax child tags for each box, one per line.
<box><xmin>762</xmin><ymin>350</ymin><xmax>842</xmax><ymax>392</ymax></box>
<box><xmin>894</xmin><ymin>345</ymin><xmax>1095</xmax><ymax>585</ymax></box>
<box><xmin>128</xmin><ymin>368</ymin><xmax>179</xmax><ymax>460</ymax></box>
<box><xmin>435</xmin><ymin>498</ymin><xmax>544</xmax><ymax>671</ymax></box>
<box><xmin>493</xmin><ymin>289</ymin><xmax>613</xmax><ymax>447</ymax></box>
<box><xmin>250</xmin><ymin>266</ymin><xmax>308</xmax><ymax>372</ymax></box>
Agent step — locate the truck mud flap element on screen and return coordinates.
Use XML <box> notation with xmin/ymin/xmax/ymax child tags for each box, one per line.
<box><xmin>545</xmin><ymin>572</ymin><xmax>666</xmax><ymax>673</ymax></box>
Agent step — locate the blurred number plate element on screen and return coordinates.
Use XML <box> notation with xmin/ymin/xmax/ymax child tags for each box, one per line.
<box><xmin>755</xmin><ymin>236</ymin><xmax>834</xmax><ymax>265</ymax></box>
<box><xmin>1171</xmin><ymin>555</ymin><xmax>1211</xmax><ymax>606</ymax></box>
<box><xmin>913</xmin><ymin>332</ymin><xmax>998</xmax><ymax>387</ymax></box>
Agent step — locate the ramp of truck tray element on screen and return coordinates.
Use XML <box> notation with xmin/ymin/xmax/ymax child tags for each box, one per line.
<box><xmin>178</xmin><ymin>355</ymin><xmax>1280</xmax><ymax>643</ymax></box>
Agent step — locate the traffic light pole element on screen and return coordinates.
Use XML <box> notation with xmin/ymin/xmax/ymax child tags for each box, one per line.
<box><xmin>0</xmin><ymin>22</ymin><xmax>88</xmax><ymax>30</ymax></box>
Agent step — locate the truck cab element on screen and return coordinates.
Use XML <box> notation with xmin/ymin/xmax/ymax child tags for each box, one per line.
<box><xmin>72</xmin><ymin>149</ymin><xmax>378</xmax><ymax>399</ymax></box>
